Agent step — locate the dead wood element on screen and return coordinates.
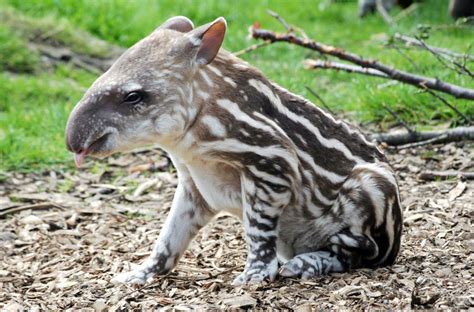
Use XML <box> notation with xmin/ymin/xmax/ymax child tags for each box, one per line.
<box><xmin>371</xmin><ymin>126</ymin><xmax>474</xmax><ymax>146</ymax></box>
<box><xmin>305</xmin><ymin>59</ymin><xmax>472</xmax><ymax>124</ymax></box>
<box><xmin>0</xmin><ymin>202</ymin><xmax>64</xmax><ymax>218</ymax></box>
<box><xmin>250</xmin><ymin>27</ymin><xmax>474</xmax><ymax>100</ymax></box>
<box><xmin>394</xmin><ymin>133</ymin><xmax>450</xmax><ymax>149</ymax></box>
<box><xmin>305</xmin><ymin>59</ymin><xmax>389</xmax><ymax>78</ymax></box>
<box><xmin>418</xmin><ymin>170</ymin><xmax>474</xmax><ymax>181</ymax></box>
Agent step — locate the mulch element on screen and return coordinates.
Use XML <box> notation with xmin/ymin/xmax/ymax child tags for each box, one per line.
<box><xmin>0</xmin><ymin>143</ymin><xmax>472</xmax><ymax>310</ymax></box>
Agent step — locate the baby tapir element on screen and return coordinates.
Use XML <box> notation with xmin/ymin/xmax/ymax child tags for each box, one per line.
<box><xmin>65</xmin><ymin>16</ymin><xmax>403</xmax><ymax>285</ymax></box>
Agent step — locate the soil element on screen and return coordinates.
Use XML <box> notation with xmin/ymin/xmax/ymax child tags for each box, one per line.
<box><xmin>0</xmin><ymin>143</ymin><xmax>472</xmax><ymax>310</ymax></box>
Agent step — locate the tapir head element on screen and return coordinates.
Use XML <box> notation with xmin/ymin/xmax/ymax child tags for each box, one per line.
<box><xmin>65</xmin><ymin>16</ymin><xmax>226</xmax><ymax>167</ymax></box>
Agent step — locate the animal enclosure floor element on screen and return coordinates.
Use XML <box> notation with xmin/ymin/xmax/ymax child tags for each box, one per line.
<box><xmin>0</xmin><ymin>143</ymin><xmax>472</xmax><ymax>310</ymax></box>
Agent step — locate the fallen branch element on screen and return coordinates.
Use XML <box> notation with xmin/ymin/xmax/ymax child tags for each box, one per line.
<box><xmin>418</xmin><ymin>170</ymin><xmax>474</xmax><ymax>181</ymax></box>
<box><xmin>0</xmin><ymin>202</ymin><xmax>64</xmax><ymax>218</ymax></box>
<box><xmin>394</xmin><ymin>133</ymin><xmax>449</xmax><ymax>149</ymax></box>
<box><xmin>305</xmin><ymin>59</ymin><xmax>389</xmax><ymax>78</ymax></box>
<box><xmin>305</xmin><ymin>59</ymin><xmax>472</xmax><ymax>124</ymax></box>
<box><xmin>371</xmin><ymin>126</ymin><xmax>474</xmax><ymax>146</ymax></box>
<box><xmin>250</xmin><ymin>27</ymin><xmax>474</xmax><ymax>100</ymax></box>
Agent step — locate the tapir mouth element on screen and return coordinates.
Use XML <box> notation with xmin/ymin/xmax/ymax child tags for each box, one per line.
<box><xmin>74</xmin><ymin>132</ymin><xmax>111</xmax><ymax>168</ymax></box>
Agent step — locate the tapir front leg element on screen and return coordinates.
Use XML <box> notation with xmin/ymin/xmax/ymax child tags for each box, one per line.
<box><xmin>112</xmin><ymin>171</ymin><xmax>215</xmax><ymax>285</ymax></box>
<box><xmin>232</xmin><ymin>172</ymin><xmax>292</xmax><ymax>285</ymax></box>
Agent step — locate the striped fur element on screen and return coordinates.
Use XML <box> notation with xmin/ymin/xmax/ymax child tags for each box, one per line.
<box><xmin>65</xmin><ymin>17</ymin><xmax>403</xmax><ymax>286</ymax></box>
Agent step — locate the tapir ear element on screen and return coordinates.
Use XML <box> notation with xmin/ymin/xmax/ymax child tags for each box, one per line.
<box><xmin>158</xmin><ymin>16</ymin><xmax>194</xmax><ymax>33</ymax></box>
<box><xmin>187</xmin><ymin>17</ymin><xmax>227</xmax><ymax>65</ymax></box>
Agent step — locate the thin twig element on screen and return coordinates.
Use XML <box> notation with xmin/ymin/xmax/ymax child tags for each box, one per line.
<box><xmin>452</xmin><ymin>59</ymin><xmax>474</xmax><ymax>78</ymax></box>
<box><xmin>267</xmin><ymin>10</ymin><xmax>309</xmax><ymax>39</ymax></box>
<box><xmin>304</xmin><ymin>85</ymin><xmax>335</xmax><ymax>115</ymax></box>
<box><xmin>267</xmin><ymin>9</ymin><xmax>292</xmax><ymax>32</ymax></box>
<box><xmin>413</xmin><ymin>35</ymin><xmax>470</xmax><ymax>77</ymax></box>
<box><xmin>0</xmin><ymin>202</ymin><xmax>64</xmax><ymax>218</ymax></box>
<box><xmin>250</xmin><ymin>27</ymin><xmax>474</xmax><ymax>100</ymax></box>
<box><xmin>394</xmin><ymin>34</ymin><xmax>474</xmax><ymax>61</ymax></box>
<box><xmin>390</xmin><ymin>44</ymin><xmax>423</xmax><ymax>72</ymax></box>
<box><xmin>233</xmin><ymin>40</ymin><xmax>272</xmax><ymax>57</ymax></box>
<box><xmin>423</xmin><ymin>89</ymin><xmax>473</xmax><ymax>125</ymax></box>
<box><xmin>381</xmin><ymin>104</ymin><xmax>415</xmax><ymax>134</ymax></box>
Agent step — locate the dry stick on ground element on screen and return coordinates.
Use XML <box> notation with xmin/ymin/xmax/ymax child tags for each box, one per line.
<box><xmin>394</xmin><ymin>133</ymin><xmax>449</xmax><ymax>149</ymax></box>
<box><xmin>418</xmin><ymin>170</ymin><xmax>474</xmax><ymax>181</ymax></box>
<box><xmin>250</xmin><ymin>27</ymin><xmax>474</xmax><ymax>100</ymax></box>
<box><xmin>371</xmin><ymin>126</ymin><xmax>474</xmax><ymax>146</ymax></box>
<box><xmin>0</xmin><ymin>202</ymin><xmax>64</xmax><ymax>218</ymax></box>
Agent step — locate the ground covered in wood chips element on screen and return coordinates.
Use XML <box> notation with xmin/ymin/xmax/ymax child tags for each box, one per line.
<box><xmin>0</xmin><ymin>143</ymin><xmax>472</xmax><ymax>310</ymax></box>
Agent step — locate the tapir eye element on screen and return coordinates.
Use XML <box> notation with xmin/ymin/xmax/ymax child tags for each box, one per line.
<box><xmin>123</xmin><ymin>91</ymin><xmax>143</xmax><ymax>105</ymax></box>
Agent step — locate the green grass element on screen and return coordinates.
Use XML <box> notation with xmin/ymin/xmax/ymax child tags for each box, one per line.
<box><xmin>0</xmin><ymin>25</ymin><xmax>40</xmax><ymax>73</ymax></box>
<box><xmin>0</xmin><ymin>0</ymin><xmax>473</xmax><ymax>171</ymax></box>
<box><xmin>0</xmin><ymin>66</ymin><xmax>96</xmax><ymax>170</ymax></box>
<box><xmin>0</xmin><ymin>5</ymin><xmax>116</xmax><ymax>58</ymax></box>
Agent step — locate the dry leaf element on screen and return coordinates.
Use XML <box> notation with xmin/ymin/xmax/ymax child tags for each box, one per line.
<box><xmin>448</xmin><ymin>182</ymin><xmax>466</xmax><ymax>201</ymax></box>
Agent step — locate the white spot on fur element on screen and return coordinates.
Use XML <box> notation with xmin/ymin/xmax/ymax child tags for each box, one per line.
<box><xmin>199</xmin><ymin>70</ymin><xmax>214</xmax><ymax>87</ymax></box>
<box><xmin>207</xmin><ymin>65</ymin><xmax>222</xmax><ymax>77</ymax></box>
<box><xmin>223</xmin><ymin>77</ymin><xmax>237</xmax><ymax>88</ymax></box>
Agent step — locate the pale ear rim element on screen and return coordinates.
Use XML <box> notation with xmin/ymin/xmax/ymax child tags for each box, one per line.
<box><xmin>158</xmin><ymin>16</ymin><xmax>194</xmax><ymax>33</ymax></box>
